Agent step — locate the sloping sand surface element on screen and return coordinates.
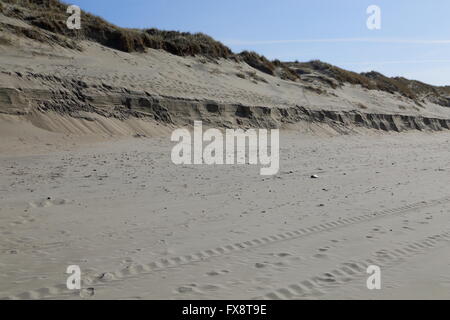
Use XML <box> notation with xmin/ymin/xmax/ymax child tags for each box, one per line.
<box><xmin>1</xmin><ymin>129</ymin><xmax>450</xmax><ymax>299</ymax></box>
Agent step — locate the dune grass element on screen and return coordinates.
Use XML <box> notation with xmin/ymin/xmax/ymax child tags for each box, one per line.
<box><xmin>1</xmin><ymin>0</ymin><xmax>449</xmax><ymax>106</ymax></box>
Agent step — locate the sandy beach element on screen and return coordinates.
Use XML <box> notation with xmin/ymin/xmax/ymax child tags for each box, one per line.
<box><xmin>2</xmin><ymin>0</ymin><xmax>450</xmax><ymax>301</ymax></box>
<box><xmin>1</xmin><ymin>128</ymin><xmax>450</xmax><ymax>300</ymax></box>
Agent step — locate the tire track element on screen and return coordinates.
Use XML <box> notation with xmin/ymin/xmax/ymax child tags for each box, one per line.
<box><xmin>3</xmin><ymin>195</ymin><xmax>450</xmax><ymax>300</ymax></box>
<box><xmin>254</xmin><ymin>231</ymin><xmax>450</xmax><ymax>300</ymax></box>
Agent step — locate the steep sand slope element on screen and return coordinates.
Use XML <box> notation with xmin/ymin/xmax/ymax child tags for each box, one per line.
<box><xmin>2</xmin><ymin>12</ymin><xmax>450</xmax><ymax>137</ymax></box>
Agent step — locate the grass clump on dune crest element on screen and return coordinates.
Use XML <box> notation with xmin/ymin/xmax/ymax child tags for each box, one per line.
<box><xmin>290</xmin><ymin>60</ymin><xmax>418</xmax><ymax>99</ymax></box>
<box><xmin>142</xmin><ymin>29</ymin><xmax>232</xmax><ymax>58</ymax></box>
<box><xmin>238</xmin><ymin>51</ymin><xmax>276</xmax><ymax>75</ymax></box>
<box><xmin>1</xmin><ymin>0</ymin><xmax>233</xmax><ymax>56</ymax></box>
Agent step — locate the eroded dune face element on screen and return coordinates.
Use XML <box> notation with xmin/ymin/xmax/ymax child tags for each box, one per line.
<box><xmin>1</xmin><ymin>7</ymin><xmax>450</xmax><ymax>138</ymax></box>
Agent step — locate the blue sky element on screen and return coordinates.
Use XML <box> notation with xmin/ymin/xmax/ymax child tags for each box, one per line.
<box><xmin>69</xmin><ymin>0</ymin><xmax>450</xmax><ymax>85</ymax></box>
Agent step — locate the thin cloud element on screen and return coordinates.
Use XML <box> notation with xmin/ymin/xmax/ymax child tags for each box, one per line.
<box><xmin>224</xmin><ymin>38</ymin><xmax>450</xmax><ymax>46</ymax></box>
<box><xmin>340</xmin><ymin>59</ymin><xmax>450</xmax><ymax>66</ymax></box>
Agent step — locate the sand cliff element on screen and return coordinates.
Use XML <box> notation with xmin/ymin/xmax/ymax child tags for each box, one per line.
<box><xmin>1</xmin><ymin>2</ymin><xmax>450</xmax><ymax>138</ymax></box>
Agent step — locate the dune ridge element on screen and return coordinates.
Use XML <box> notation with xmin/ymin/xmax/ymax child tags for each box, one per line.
<box><xmin>1</xmin><ymin>0</ymin><xmax>450</xmax><ymax>139</ymax></box>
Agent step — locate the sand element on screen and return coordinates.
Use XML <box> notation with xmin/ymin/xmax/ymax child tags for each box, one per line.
<box><xmin>1</xmin><ymin>126</ymin><xmax>450</xmax><ymax>300</ymax></box>
<box><xmin>2</xmin><ymin>10</ymin><xmax>450</xmax><ymax>300</ymax></box>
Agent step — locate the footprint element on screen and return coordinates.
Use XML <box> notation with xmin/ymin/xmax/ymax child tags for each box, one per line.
<box><xmin>206</xmin><ymin>270</ymin><xmax>230</xmax><ymax>277</ymax></box>
<box><xmin>276</xmin><ymin>252</ymin><xmax>292</xmax><ymax>257</ymax></box>
<box><xmin>178</xmin><ymin>287</ymin><xmax>193</xmax><ymax>293</ymax></box>
<box><xmin>316</xmin><ymin>275</ymin><xmax>337</xmax><ymax>283</ymax></box>
<box><xmin>200</xmin><ymin>284</ymin><xmax>222</xmax><ymax>291</ymax></box>
<box><xmin>97</xmin><ymin>272</ymin><xmax>116</xmax><ymax>281</ymax></box>
<box><xmin>177</xmin><ymin>284</ymin><xmax>197</xmax><ymax>294</ymax></box>
<box><xmin>79</xmin><ymin>288</ymin><xmax>95</xmax><ymax>298</ymax></box>
<box><xmin>29</xmin><ymin>198</ymin><xmax>66</xmax><ymax>208</ymax></box>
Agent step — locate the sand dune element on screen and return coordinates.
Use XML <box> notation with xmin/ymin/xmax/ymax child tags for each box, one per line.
<box><xmin>2</xmin><ymin>2</ymin><xmax>450</xmax><ymax>300</ymax></box>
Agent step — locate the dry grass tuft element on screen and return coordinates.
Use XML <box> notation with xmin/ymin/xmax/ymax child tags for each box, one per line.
<box><xmin>1</xmin><ymin>0</ymin><xmax>232</xmax><ymax>56</ymax></box>
<box><xmin>238</xmin><ymin>51</ymin><xmax>275</xmax><ymax>75</ymax></box>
